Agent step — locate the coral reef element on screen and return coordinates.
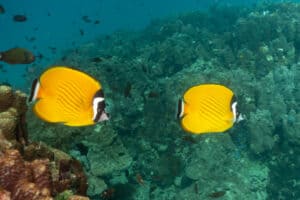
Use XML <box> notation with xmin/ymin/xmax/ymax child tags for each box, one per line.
<box><xmin>0</xmin><ymin>85</ymin><xmax>28</xmax><ymax>149</ymax></box>
<box><xmin>0</xmin><ymin>147</ymin><xmax>89</xmax><ymax>200</ymax></box>
<box><xmin>85</xmin><ymin>125</ymin><xmax>132</xmax><ymax>177</ymax></box>
<box><xmin>182</xmin><ymin>135</ymin><xmax>269</xmax><ymax>199</ymax></box>
<box><xmin>0</xmin><ymin>149</ymin><xmax>52</xmax><ymax>200</ymax></box>
<box><xmin>25</xmin><ymin>119</ymin><xmax>133</xmax><ymax>197</ymax></box>
<box><xmin>0</xmin><ymin>85</ymin><xmax>89</xmax><ymax>199</ymax></box>
<box><xmin>24</xmin><ymin>2</ymin><xmax>300</xmax><ymax>199</ymax></box>
<box><xmin>0</xmin><ymin>85</ymin><xmax>14</xmax><ymax>112</ymax></box>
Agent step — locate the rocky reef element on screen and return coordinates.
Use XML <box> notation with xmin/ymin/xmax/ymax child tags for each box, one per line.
<box><xmin>0</xmin><ymin>85</ymin><xmax>89</xmax><ymax>199</ymax></box>
<box><xmin>24</xmin><ymin>2</ymin><xmax>300</xmax><ymax>200</ymax></box>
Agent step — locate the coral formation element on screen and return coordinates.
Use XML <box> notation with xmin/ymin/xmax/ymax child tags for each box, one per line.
<box><xmin>0</xmin><ymin>146</ymin><xmax>89</xmax><ymax>200</ymax></box>
<box><xmin>85</xmin><ymin>125</ymin><xmax>132</xmax><ymax>177</ymax></box>
<box><xmin>24</xmin><ymin>2</ymin><xmax>300</xmax><ymax>199</ymax></box>
<box><xmin>0</xmin><ymin>85</ymin><xmax>14</xmax><ymax>112</ymax></box>
<box><xmin>0</xmin><ymin>149</ymin><xmax>52</xmax><ymax>200</ymax></box>
<box><xmin>183</xmin><ymin>135</ymin><xmax>269</xmax><ymax>199</ymax></box>
<box><xmin>0</xmin><ymin>86</ymin><xmax>27</xmax><ymax>149</ymax></box>
<box><xmin>0</xmin><ymin>85</ymin><xmax>90</xmax><ymax>199</ymax></box>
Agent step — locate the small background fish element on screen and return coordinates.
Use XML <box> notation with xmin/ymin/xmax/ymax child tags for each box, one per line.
<box><xmin>0</xmin><ymin>48</ymin><xmax>35</xmax><ymax>64</ymax></box>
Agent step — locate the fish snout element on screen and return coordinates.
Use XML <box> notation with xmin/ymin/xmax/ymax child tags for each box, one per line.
<box><xmin>99</xmin><ymin>111</ymin><xmax>109</xmax><ymax>122</ymax></box>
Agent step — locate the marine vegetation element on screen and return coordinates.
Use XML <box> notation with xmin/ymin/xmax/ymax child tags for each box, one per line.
<box><xmin>20</xmin><ymin>2</ymin><xmax>300</xmax><ymax>200</ymax></box>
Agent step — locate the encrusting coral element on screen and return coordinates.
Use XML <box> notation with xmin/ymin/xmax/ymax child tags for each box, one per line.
<box><xmin>0</xmin><ymin>85</ymin><xmax>14</xmax><ymax>112</ymax></box>
<box><xmin>0</xmin><ymin>85</ymin><xmax>90</xmax><ymax>199</ymax></box>
<box><xmin>0</xmin><ymin>149</ymin><xmax>52</xmax><ymax>200</ymax></box>
<box><xmin>0</xmin><ymin>85</ymin><xmax>28</xmax><ymax>149</ymax></box>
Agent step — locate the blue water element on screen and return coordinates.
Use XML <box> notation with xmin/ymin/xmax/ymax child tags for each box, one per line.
<box><xmin>1</xmin><ymin>0</ymin><xmax>260</xmax><ymax>91</ymax></box>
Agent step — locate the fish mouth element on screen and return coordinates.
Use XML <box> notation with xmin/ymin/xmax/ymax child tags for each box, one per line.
<box><xmin>98</xmin><ymin>111</ymin><xmax>109</xmax><ymax>122</ymax></box>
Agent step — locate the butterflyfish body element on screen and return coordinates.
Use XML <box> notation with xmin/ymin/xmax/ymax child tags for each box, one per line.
<box><xmin>29</xmin><ymin>66</ymin><xmax>109</xmax><ymax>126</ymax></box>
<box><xmin>177</xmin><ymin>84</ymin><xmax>242</xmax><ymax>134</ymax></box>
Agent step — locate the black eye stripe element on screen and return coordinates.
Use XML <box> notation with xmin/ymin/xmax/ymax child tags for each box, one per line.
<box><xmin>177</xmin><ymin>99</ymin><xmax>183</xmax><ymax>119</ymax></box>
<box><xmin>28</xmin><ymin>78</ymin><xmax>38</xmax><ymax>102</ymax></box>
<box><xmin>93</xmin><ymin>89</ymin><xmax>106</xmax><ymax>122</ymax></box>
<box><xmin>230</xmin><ymin>95</ymin><xmax>237</xmax><ymax>112</ymax></box>
<box><xmin>94</xmin><ymin>89</ymin><xmax>104</xmax><ymax>98</ymax></box>
<box><xmin>94</xmin><ymin>101</ymin><xmax>105</xmax><ymax>122</ymax></box>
